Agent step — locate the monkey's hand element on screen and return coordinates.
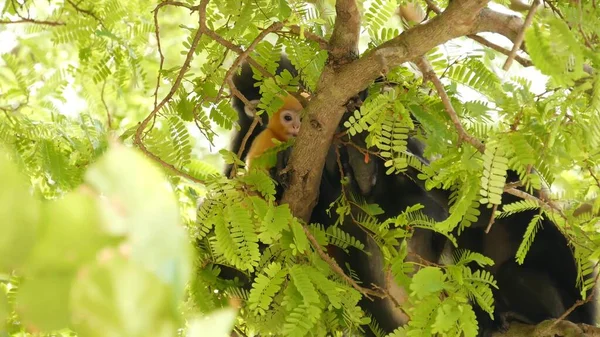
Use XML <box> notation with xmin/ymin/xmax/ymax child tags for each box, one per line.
<box><xmin>270</xmin><ymin>147</ymin><xmax>293</xmax><ymax>200</ymax></box>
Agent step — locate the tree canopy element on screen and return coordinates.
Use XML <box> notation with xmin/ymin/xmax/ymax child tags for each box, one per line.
<box><xmin>1</xmin><ymin>0</ymin><xmax>600</xmax><ymax>336</ymax></box>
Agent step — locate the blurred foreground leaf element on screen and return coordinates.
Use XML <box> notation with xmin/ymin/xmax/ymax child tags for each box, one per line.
<box><xmin>0</xmin><ymin>153</ymin><xmax>39</xmax><ymax>273</ymax></box>
<box><xmin>85</xmin><ymin>143</ymin><xmax>193</xmax><ymax>302</ymax></box>
<box><xmin>187</xmin><ymin>308</ymin><xmax>237</xmax><ymax>337</ymax></box>
<box><xmin>16</xmin><ymin>274</ymin><xmax>73</xmax><ymax>331</ymax></box>
<box><xmin>70</xmin><ymin>256</ymin><xmax>178</xmax><ymax>337</ymax></box>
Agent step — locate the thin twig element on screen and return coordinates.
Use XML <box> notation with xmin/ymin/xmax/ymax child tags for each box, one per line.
<box><xmin>416</xmin><ymin>56</ymin><xmax>569</xmax><ymax>219</ymax></box>
<box><xmin>504</xmin><ymin>187</ymin><xmax>560</xmax><ymax>214</ymax></box>
<box><xmin>485</xmin><ymin>204</ymin><xmax>498</xmax><ymax>233</ymax></box>
<box><xmin>502</xmin><ymin>0</ymin><xmax>541</xmax><ymax>71</ymax></box>
<box><xmin>228</xmin><ymin>78</ymin><xmax>257</xmax><ymax>112</ymax></box>
<box><xmin>0</xmin><ymin>18</ymin><xmax>65</xmax><ymax>25</ymax></box>
<box><xmin>544</xmin><ymin>0</ymin><xmax>565</xmax><ymax>20</ymax></box>
<box><xmin>151</xmin><ymin>1</ymin><xmax>203</xmax><ymax>109</ymax></box>
<box><xmin>101</xmin><ymin>81</ymin><xmax>112</xmax><ymax>129</ymax></box>
<box><xmin>372</xmin><ymin>281</ymin><xmax>408</xmax><ymax>317</ymax></box>
<box><xmin>588</xmin><ymin>166</ymin><xmax>600</xmax><ymax>189</ymax></box>
<box><xmin>134</xmin><ymin>0</ymin><xmax>209</xmax><ymax>184</ymax></box>
<box><xmin>415</xmin><ymin>56</ymin><xmax>486</xmax><ymax>153</ymax></box>
<box><xmin>230</xmin><ymin>115</ymin><xmax>260</xmax><ymax>179</ymax></box>
<box><xmin>300</xmin><ymin>222</ymin><xmax>384</xmax><ymax>300</ymax></box>
<box><xmin>203</xmin><ymin>30</ymin><xmax>272</xmax><ymax>79</ymax></box>
<box><xmin>216</xmin><ymin>21</ymin><xmax>285</xmax><ymax>101</ymax></box>
<box><xmin>468</xmin><ymin>34</ymin><xmax>533</xmax><ymax>67</ymax></box>
<box><xmin>152</xmin><ymin>3</ymin><xmax>167</xmax><ymax>109</ymax></box>
<box><xmin>542</xmin><ymin>264</ymin><xmax>600</xmax><ymax>334</ymax></box>
<box><xmin>66</xmin><ymin>0</ymin><xmax>106</xmax><ymax>29</ymax></box>
<box><xmin>151</xmin><ymin>1</ymin><xmax>200</xmax><ymax>11</ymax></box>
<box><xmin>288</xmin><ymin>25</ymin><xmax>329</xmax><ymax>50</ymax></box>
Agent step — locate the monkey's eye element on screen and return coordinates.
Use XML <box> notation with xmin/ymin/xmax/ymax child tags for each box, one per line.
<box><xmin>284</xmin><ymin>114</ymin><xmax>293</xmax><ymax>122</ymax></box>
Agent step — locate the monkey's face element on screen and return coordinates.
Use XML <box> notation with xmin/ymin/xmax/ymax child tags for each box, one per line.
<box><xmin>280</xmin><ymin>109</ymin><xmax>301</xmax><ymax>139</ymax></box>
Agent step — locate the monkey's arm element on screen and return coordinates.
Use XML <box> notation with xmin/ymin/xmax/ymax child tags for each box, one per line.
<box><xmin>246</xmin><ymin>129</ymin><xmax>277</xmax><ymax>170</ymax></box>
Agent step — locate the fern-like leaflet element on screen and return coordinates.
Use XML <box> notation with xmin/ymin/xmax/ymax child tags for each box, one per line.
<box><xmin>480</xmin><ymin>140</ymin><xmax>508</xmax><ymax>206</ymax></box>
<box><xmin>248</xmin><ymin>262</ymin><xmax>288</xmax><ymax>315</ymax></box>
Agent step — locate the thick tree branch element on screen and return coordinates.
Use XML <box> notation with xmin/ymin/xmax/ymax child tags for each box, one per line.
<box><xmin>424</xmin><ymin>0</ymin><xmax>532</xmax><ymax>67</ymax></box>
<box><xmin>490</xmin><ymin>320</ymin><xmax>600</xmax><ymax>337</ymax></box>
<box><xmin>281</xmin><ymin>0</ymin><xmax>492</xmax><ymax>222</ymax></box>
<box><xmin>472</xmin><ymin>8</ymin><xmax>524</xmax><ymax>43</ymax></box>
<box><xmin>328</xmin><ymin>0</ymin><xmax>361</xmax><ymax>61</ymax></box>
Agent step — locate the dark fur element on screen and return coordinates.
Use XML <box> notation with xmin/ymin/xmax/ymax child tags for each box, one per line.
<box><xmin>458</xmin><ymin>171</ymin><xmax>597</xmax><ymax>336</ymax></box>
<box><xmin>225</xmin><ymin>56</ymin><xmax>597</xmax><ymax>337</ymax></box>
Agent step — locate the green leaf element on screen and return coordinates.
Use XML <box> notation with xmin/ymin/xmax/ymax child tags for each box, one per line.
<box><xmin>177</xmin><ymin>94</ymin><xmax>195</xmax><ymax>122</ymax></box>
<box><xmin>410</xmin><ymin>267</ymin><xmax>446</xmax><ymax>299</ymax></box>
<box><xmin>278</xmin><ymin>0</ymin><xmax>292</xmax><ymax>19</ymax></box>
<box><xmin>290</xmin><ymin>219</ymin><xmax>310</xmax><ymax>255</ymax></box>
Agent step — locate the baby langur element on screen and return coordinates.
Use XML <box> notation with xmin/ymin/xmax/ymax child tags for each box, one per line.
<box><xmin>245</xmin><ymin>94</ymin><xmax>303</xmax><ymax>170</ymax></box>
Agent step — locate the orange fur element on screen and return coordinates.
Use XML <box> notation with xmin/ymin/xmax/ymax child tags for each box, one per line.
<box><xmin>246</xmin><ymin>94</ymin><xmax>303</xmax><ymax>170</ymax></box>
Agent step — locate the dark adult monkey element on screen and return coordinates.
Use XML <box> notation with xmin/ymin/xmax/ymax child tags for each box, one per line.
<box><xmin>229</xmin><ymin>55</ymin><xmax>452</xmax><ymax>336</ymax></box>
<box><xmin>332</xmin><ymin>137</ymin><xmax>450</xmax><ymax>335</ymax></box>
<box><xmin>316</xmin><ymin>79</ymin><xmax>598</xmax><ymax>335</ymax></box>
<box><xmin>456</xmin><ymin>170</ymin><xmax>597</xmax><ymax>336</ymax></box>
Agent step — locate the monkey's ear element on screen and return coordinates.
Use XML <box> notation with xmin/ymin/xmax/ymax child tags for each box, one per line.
<box><xmin>243</xmin><ymin>99</ymin><xmax>261</xmax><ymax>118</ymax></box>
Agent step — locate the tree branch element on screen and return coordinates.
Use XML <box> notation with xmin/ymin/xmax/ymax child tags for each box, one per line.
<box><xmin>66</xmin><ymin>0</ymin><xmax>105</xmax><ymax>28</ymax></box>
<box><xmin>468</xmin><ymin>34</ymin><xmax>533</xmax><ymax>67</ymax></box>
<box><xmin>502</xmin><ymin>0</ymin><xmax>541</xmax><ymax>70</ymax></box>
<box><xmin>301</xmin><ymin>224</ymin><xmax>384</xmax><ymax>300</ymax></box>
<box><xmin>216</xmin><ymin>21</ymin><xmax>285</xmax><ymax>101</ymax></box>
<box><xmin>288</xmin><ymin>25</ymin><xmax>329</xmax><ymax>50</ymax></box>
<box><xmin>134</xmin><ymin>0</ymin><xmax>209</xmax><ymax>184</ymax></box>
<box><xmin>415</xmin><ymin>56</ymin><xmax>486</xmax><ymax>153</ymax></box>
<box><xmin>328</xmin><ymin>0</ymin><xmax>361</xmax><ymax>62</ymax></box>
<box><xmin>281</xmin><ymin>0</ymin><xmax>492</xmax><ymax>222</ymax></box>
<box><xmin>101</xmin><ymin>81</ymin><xmax>112</xmax><ymax>129</ymax></box>
<box><xmin>0</xmin><ymin>18</ymin><xmax>64</xmax><ymax>26</ymax></box>
<box><xmin>472</xmin><ymin>8</ymin><xmax>525</xmax><ymax>43</ymax></box>
<box><xmin>203</xmin><ymin>30</ymin><xmax>272</xmax><ymax>79</ymax></box>
<box><xmin>424</xmin><ymin>0</ymin><xmax>532</xmax><ymax>68</ymax></box>
<box><xmin>491</xmin><ymin>320</ymin><xmax>600</xmax><ymax>337</ymax></box>
<box><xmin>152</xmin><ymin>1</ymin><xmax>171</xmax><ymax>109</ymax></box>
<box><xmin>416</xmin><ymin>55</ymin><xmax>565</xmax><ymax>217</ymax></box>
